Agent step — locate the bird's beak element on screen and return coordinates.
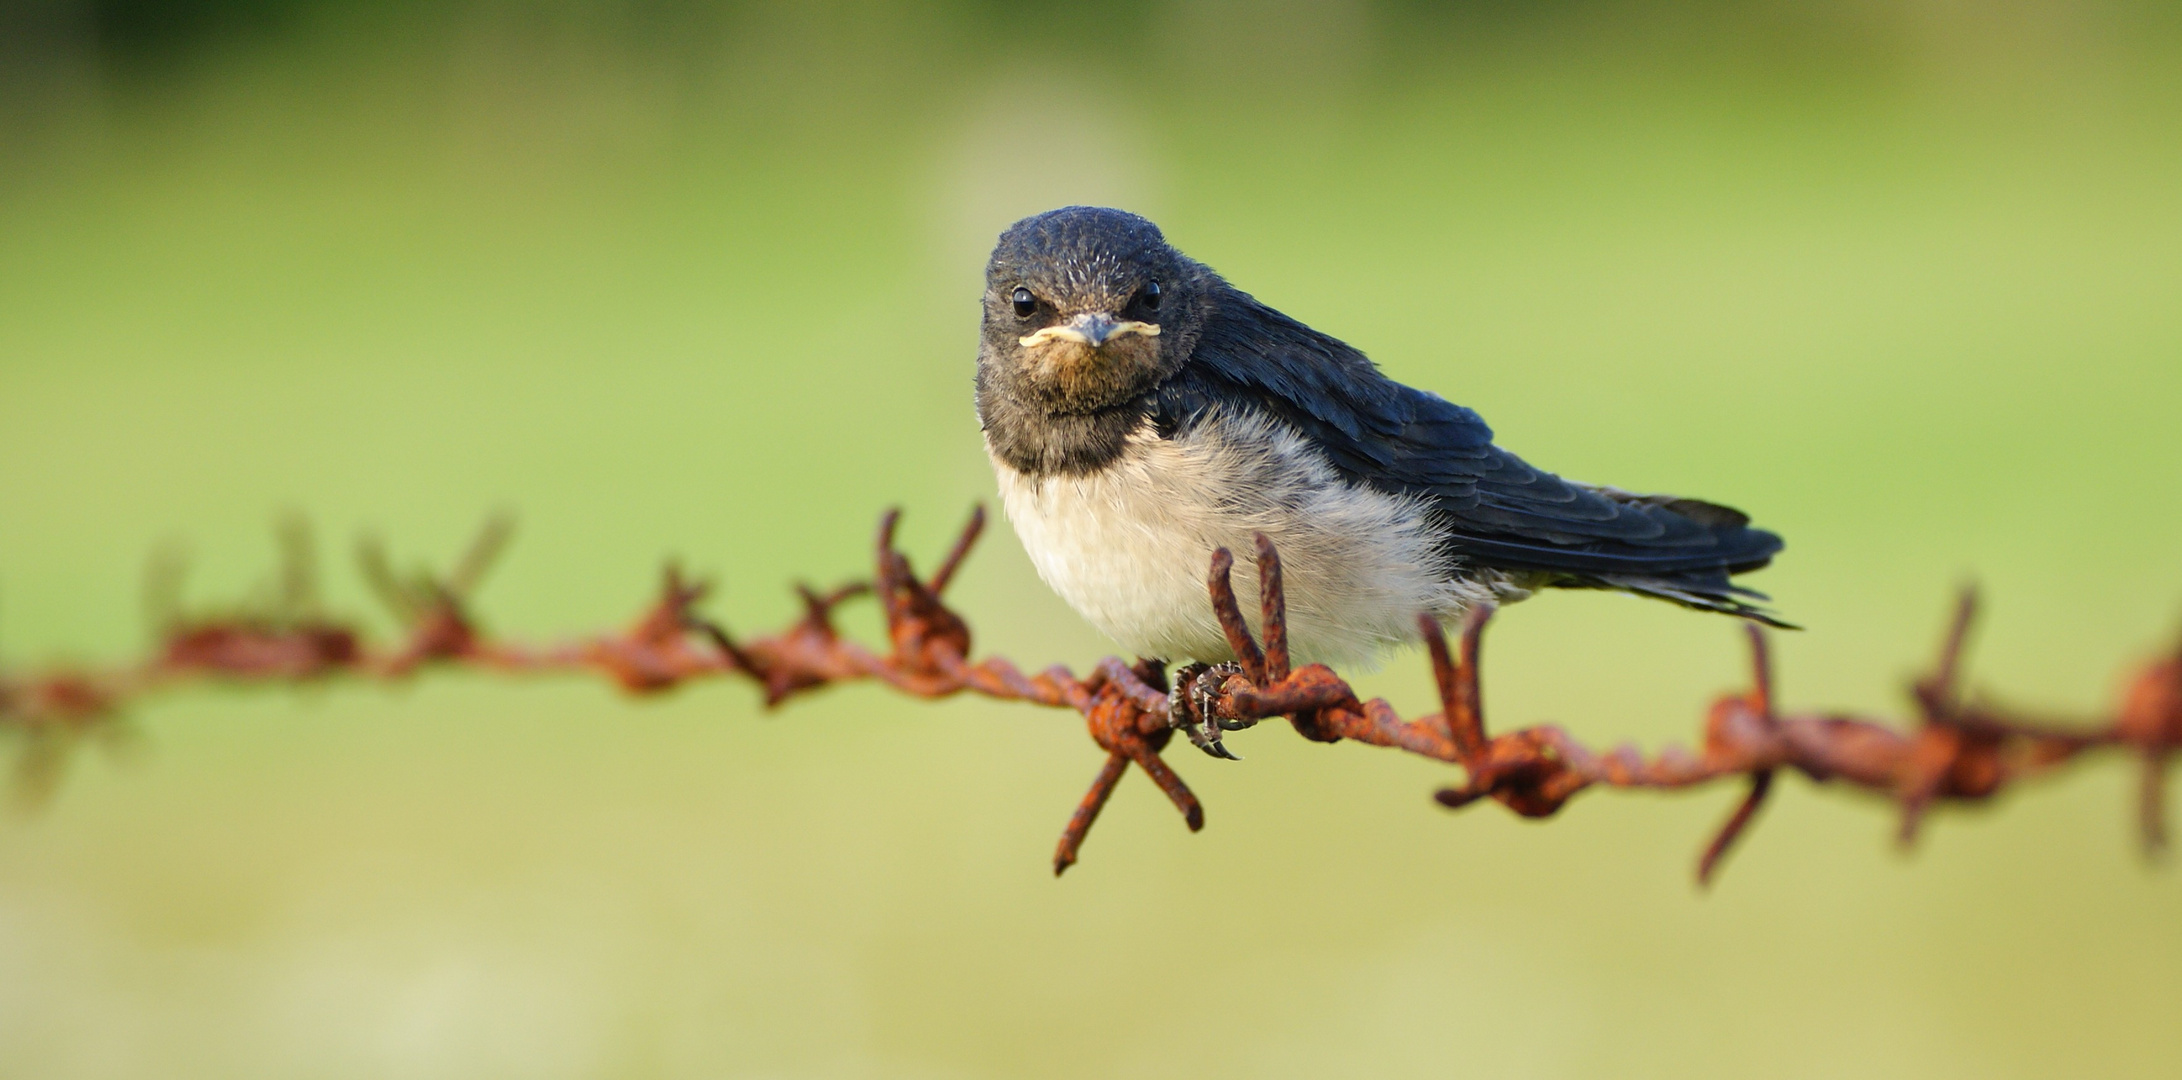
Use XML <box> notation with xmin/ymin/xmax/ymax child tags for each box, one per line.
<box><xmin>1020</xmin><ymin>312</ymin><xmax>1161</xmax><ymax>349</ymax></box>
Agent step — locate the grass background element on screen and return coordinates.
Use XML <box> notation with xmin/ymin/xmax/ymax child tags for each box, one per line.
<box><xmin>3</xmin><ymin>2</ymin><xmax>2181</xmax><ymax>1076</ymax></box>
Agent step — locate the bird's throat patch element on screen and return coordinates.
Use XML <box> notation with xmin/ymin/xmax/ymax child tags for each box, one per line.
<box><xmin>1023</xmin><ymin>336</ymin><xmax>1162</xmax><ymax>410</ymax></box>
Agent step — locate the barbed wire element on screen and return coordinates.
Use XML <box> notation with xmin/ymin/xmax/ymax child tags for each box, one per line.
<box><xmin>1</xmin><ymin>508</ymin><xmax>2176</xmax><ymax>881</ymax></box>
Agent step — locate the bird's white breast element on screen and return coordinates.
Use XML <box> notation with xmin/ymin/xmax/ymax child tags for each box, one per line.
<box><xmin>991</xmin><ymin>409</ymin><xmax>1504</xmax><ymax>667</ymax></box>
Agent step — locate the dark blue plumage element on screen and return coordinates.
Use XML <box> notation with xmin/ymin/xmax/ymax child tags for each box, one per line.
<box><xmin>1144</xmin><ymin>280</ymin><xmax>1786</xmax><ymax>623</ymax></box>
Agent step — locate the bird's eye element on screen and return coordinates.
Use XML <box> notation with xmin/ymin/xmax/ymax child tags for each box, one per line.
<box><xmin>1142</xmin><ymin>281</ymin><xmax>1162</xmax><ymax>311</ymax></box>
<box><xmin>1011</xmin><ymin>287</ymin><xmax>1037</xmax><ymax>319</ymax></box>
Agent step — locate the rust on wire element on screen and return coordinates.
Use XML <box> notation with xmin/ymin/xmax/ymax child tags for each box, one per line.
<box><xmin>1</xmin><ymin>508</ymin><xmax>2178</xmax><ymax>883</ymax></box>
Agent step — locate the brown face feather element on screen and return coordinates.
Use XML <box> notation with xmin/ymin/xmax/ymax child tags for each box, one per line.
<box><xmin>1017</xmin><ymin>331</ymin><xmax>1164</xmax><ymax>409</ymax></box>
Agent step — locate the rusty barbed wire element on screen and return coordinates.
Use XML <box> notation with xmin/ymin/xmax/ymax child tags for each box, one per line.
<box><xmin>1</xmin><ymin>508</ymin><xmax>2177</xmax><ymax>882</ymax></box>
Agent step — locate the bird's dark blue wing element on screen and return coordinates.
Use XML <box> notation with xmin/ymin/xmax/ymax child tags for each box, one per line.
<box><xmin>1159</xmin><ymin>286</ymin><xmax>1784</xmax><ymax>617</ymax></box>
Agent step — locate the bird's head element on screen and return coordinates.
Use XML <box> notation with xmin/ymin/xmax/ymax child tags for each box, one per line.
<box><xmin>979</xmin><ymin>207</ymin><xmax>1207</xmax><ymax>414</ymax></box>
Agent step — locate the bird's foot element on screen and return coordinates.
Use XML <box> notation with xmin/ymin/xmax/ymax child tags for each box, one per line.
<box><xmin>1169</xmin><ymin>661</ymin><xmax>1247</xmax><ymax>760</ymax></box>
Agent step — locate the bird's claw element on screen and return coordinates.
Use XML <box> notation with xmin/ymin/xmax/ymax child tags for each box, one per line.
<box><xmin>1169</xmin><ymin>661</ymin><xmax>1247</xmax><ymax>760</ymax></box>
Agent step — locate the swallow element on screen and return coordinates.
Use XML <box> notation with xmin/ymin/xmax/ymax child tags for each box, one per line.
<box><xmin>975</xmin><ymin>207</ymin><xmax>1785</xmax><ymax>758</ymax></box>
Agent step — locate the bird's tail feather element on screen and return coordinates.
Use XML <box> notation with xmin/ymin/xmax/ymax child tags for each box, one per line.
<box><xmin>1584</xmin><ymin>573</ymin><xmax>1800</xmax><ymax>630</ymax></box>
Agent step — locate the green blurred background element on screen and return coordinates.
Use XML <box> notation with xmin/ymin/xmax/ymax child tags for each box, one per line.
<box><xmin>3</xmin><ymin>1</ymin><xmax>2181</xmax><ymax>1076</ymax></box>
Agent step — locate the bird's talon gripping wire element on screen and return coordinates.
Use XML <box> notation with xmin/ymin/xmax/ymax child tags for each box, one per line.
<box><xmin>1167</xmin><ymin>661</ymin><xmax>1245</xmax><ymax>759</ymax></box>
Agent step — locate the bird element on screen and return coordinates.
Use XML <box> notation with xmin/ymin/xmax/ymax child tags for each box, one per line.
<box><xmin>975</xmin><ymin>206</ymin><xmax>1785</xmax><ymax>757</ymax></box>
